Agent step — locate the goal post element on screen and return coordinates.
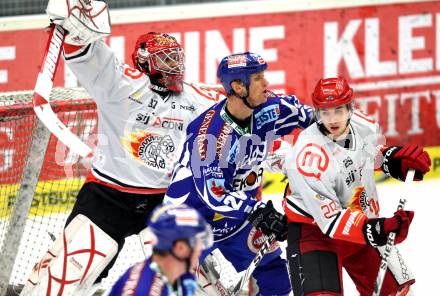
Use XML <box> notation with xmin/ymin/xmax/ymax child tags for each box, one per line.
<box><xmin>0</xmin><ymin>87</ymin><xmax>251</xmax><ymax>295</ymax></box>
<box><xmin>0</xmin><ymin>88</ymin><xmax>100</xmax><ymax>294</ymax></box>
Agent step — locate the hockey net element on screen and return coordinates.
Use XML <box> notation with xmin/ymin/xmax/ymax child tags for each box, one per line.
<box><xmin>0</xmin><ymin>87</ymin><xmax>245</xmax><ymax>295</ymax></box>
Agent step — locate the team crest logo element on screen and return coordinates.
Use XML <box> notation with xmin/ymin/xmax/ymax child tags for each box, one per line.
<box><xmin>207</xmin><ymin>178</ymin><xmax>226</xmax><ymax>202</ymax></box>
<box><xmin>121</xmin><ymin>131</ymin><xmax>175</xmax><ymax>169</ymax></box>
<box><xmin>247</xmin><ymin>228</ymin><xmax>279</xmax><ymax>254</ymax></box>
<box><xmin>348</xmin><ymin>186</ymin><xmax>368</xmax><ymax>213</ymax></box>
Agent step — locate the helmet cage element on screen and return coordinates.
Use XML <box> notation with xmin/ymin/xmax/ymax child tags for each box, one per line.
<box><xmin>136</xmin><ymin>47</ymin><xmax>185</xmax><ymax>75</ymax></box>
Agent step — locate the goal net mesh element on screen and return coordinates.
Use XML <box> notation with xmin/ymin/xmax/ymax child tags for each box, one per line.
<box><xmin>0</xmin><ymin>88</ymin><xmax>147</xmax><ymax>291</ymax></box>
<box><xmin>0</xmin><ymin>87</ymin><xmax>243</xmax><ymax>294</ymax></box>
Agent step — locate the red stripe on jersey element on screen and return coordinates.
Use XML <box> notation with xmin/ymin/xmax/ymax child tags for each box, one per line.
<box><xmin>332</xmin><ymin>209</ymin><xmax>367</xmax><ymax>244</ymax></box>
<box><xmin>284</xmin><ymin>205</ymin><xmax>315</xmax><ymax>225</ymax></box>
<box><xmin>85</xmin><ymin>173</ymin><xmax>167</xmax><ymax>195</ymax></box>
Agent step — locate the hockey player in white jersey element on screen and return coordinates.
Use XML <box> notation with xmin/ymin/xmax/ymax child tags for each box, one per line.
<box><xmin>283</xmin><ymin>77</ymin><xmax>431</xmax><ymax>296</ymax></box>
<box><xmin>22</xmin><ymin>0</ymin><xmax>219</xmax><ymax>295</ymax></box>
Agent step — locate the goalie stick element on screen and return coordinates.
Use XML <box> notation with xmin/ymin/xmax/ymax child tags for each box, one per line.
<box><xmin>33</xmin><ymin>24</ymin><xmax>92</xmax><ymax>158</ymax></box>
<box><xmin>229</xmin><ymin>233</ymin><xmax>276</xmax><ymax>296</ymax></box>
<box><xmin>372</xmin><ymin>169</ymin><xmax>415</xmax><ymax>296</ymax></box>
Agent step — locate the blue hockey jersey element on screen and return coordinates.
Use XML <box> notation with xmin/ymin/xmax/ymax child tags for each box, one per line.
<box><xmin>164</xmin><ymin>95</ymin><xmax>313</xmax><ymax>241</ymax></box>
<box><xmin>109</xmin><ymin>258</ymin><xmax>197</xmax><ymax>296</ymax></box>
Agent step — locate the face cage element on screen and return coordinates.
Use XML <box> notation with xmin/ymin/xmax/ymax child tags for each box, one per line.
<box><xmin>147</xmin><ymin>47</ymin><xmax>185</xmax><ymax>75</ymax></box>
<box><xmin>314</xmin><ymin>102</ymin><xmax>354</xmax><ymax>124</ymax></box>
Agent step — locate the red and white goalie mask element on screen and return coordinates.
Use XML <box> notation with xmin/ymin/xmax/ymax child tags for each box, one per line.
<box><xmin>132</xmin><ymin>32</ymin><xmax>185</xmax><ymax>92</ymax></box>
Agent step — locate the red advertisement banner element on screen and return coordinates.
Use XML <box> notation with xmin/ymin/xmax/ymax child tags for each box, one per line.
<box><xmin>0</xmin><ymin>1</ymin><xmax>439</xmax><ymax>147</ymax></box>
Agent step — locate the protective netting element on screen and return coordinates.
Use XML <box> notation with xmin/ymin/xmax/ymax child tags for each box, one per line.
<box><xmin>0</xmin><ymin>87</ymin><xmax>244</xmax><ymax>294</ymax></box>
<box><xmin>0</xmin><ymin>88</ymin><xmax>145</xmax><ymax>292</ymax></box>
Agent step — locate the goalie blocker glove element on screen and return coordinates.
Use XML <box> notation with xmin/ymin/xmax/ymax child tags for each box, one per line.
<box><xmin>248</xmin><ymin>200</ymin><xmax>288</xmax><ymax>241</ymax></box>
<box><xmin>381</xmin><ymin>144</ymin><xmax>431</xmax><ymax>181</ymax></box>
<box><xmin>363</xmin><ymin>210</ymin><xmax>414</xmax><ymax>247</ymax></box>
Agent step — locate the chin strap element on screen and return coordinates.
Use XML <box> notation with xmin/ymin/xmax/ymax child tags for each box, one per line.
<box><xmin>170</xmin><ymin>241</ymin><xmax>194</xmax><ymax>273</ymax></box>
<box><xmin>232</xmin><ymin>86</ymin><xmax>255</xmax><ymax>110</ymax></box>
<box><xmin>148</xmin><ymin>72</ymin><xmax>171</xmax><ymax>97</ymax></box>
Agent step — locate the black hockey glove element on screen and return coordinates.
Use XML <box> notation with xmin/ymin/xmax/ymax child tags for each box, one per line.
<box><xmin>381</xmin><ymin>145</ymin><xmax>431</xmax><ymax>181</ymax></box>
<box><xmin>248</xmin><ymin>200</ymin><xmax>287</xmax><ymax>241</ymax></box>
<box><xmin>363</xmin><ymin>210</ymin><xmax>414</xmax><ymax>247</ymax></box>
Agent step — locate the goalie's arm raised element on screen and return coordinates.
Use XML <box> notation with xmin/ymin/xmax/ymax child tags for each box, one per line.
<box><xmin>47</xmin><ymin>0</ymin><xmax>145</xmax><ymax>102</ymax></box>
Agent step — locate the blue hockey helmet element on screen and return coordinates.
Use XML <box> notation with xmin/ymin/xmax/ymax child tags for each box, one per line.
<box><xmin>147</xmin><ymin>204</ymin><xmax>213</xmax><ymax>252</ymax></box>
<box><xmin>217</xmin><ymin>52</ymin><xmax>268</xmax><ymax>95</ymax></box>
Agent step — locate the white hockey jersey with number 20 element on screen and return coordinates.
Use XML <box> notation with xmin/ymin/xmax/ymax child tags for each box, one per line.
<box><xmin>283</xmin><ymin>111</ymin><xmax>383</xmax><ymax>244</ymax></box>
<box><xmin>64</xmin><ymin>41</ymin><xmax>219</xmax><ymax>190</ymax></box>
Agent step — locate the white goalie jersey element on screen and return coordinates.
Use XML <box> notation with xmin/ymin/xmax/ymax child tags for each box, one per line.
<box><xmin>64</xmin><ymin>40</ymin><xmax>220</xmax><ymax>191</ymax></box>
<box><xmin>283</xmin><ymin>111</ymin><xmax>383</xmax><ymax>244</ymax></box>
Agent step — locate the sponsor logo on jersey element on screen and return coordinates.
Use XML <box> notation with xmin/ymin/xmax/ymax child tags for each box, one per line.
<box><xmin>296</xmin><ymin>143</ymin><xmax>329</xmax><ymax>180</ymax></box>
<box><xmin>343</xmin><ymin>156</ymin><xmax>354</xmax><ymax>168</ymax></box>
<box><xmin>212</xmin><ymin>222</ymin><xmax>237</xmax><ymax>236</ymax></box>
<box><xmin>247</xmin><ymin>228</ymin><xmax>279</xmax><ymax>254</ymax></box>
<box><xmin>239</xmin><ymin>144</ymin><xmax>267</xmax><ymax>168</ymax></box>
<box><xmin>342</xmin><ymin>210</ymin><xmax>360</xmax><ymax>235</ymax></box>
<box><xmin>197</xmin><ymin>110</ymin><xmax>216</xmax><ymax>160</ymax></box>
<box><xmin>207</xmin><ymin>178</ymin><xmax>226</xmax><ymax>201</ymax></box>
<box><xmin>203</xmin><ymin>166</ymin><xmax>224</xmax><ymax>179</ymax></box>
<box><xmin>136</xmin><ymin>113</ymin><xmax>151</xmax><ymax>125</ymax></box>
<box><xmin>153</xmin><ymin>116</ymin><xmax>184</xmax><ymax>131</ymax></box>
<box><xmin>180</xmin><ymin>104</ymin><xmax>195</xmax><ymax>112</ymax></box>
<box><xmin>233</xmin><ymin>167</ymin><xmax>263</xmax><ymax>191</ymax></box>
<box><xmin>254</xmin><ymin>105</ymin><xmax>280</xmax><ymax>129</ymax></box>
<box><xmin>345</xmin><ymin>169</ymin><xmax>356</xmax><ymax>186</ymax></box>
<box><xmin>216</xmin><ymin>123</ymin><xmax>233</xmax><ymax>159</ymax></box>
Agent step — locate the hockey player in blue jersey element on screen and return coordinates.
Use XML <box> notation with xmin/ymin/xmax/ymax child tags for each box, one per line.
<box><xmin>164</xmin><ymin>52</ymin><xmax>313</xmax><ymax>295</ymax></box>
<box><xmin>109</xmin><ymin>204</ymin><xmax>213</xmax><ymax>296</ymax></box>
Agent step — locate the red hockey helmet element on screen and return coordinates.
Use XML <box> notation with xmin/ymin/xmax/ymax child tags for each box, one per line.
<box><xmin>132</xmin><ymin>32</ymin><xmax>185</xmax><ymax>76</ymax></box>
<box><xmin>312</xmin><ymin>77</ymin><xmax>353</xmax><ymax>109</ymax></box>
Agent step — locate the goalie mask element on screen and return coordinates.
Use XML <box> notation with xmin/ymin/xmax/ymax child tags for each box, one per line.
<box><xmin>132</xmin><ymin>32</ymin><xmax>185</xmax><ymax>93</ymax></box>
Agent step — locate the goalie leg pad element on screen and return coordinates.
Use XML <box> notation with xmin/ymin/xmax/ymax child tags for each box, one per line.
<box><xmin>21</xmin><ymin>214</ymin><xmax>117</xmax><ymax>296</ymax></box>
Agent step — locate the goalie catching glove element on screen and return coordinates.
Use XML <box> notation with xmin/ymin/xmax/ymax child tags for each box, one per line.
<box><xmin>46</xmin><ymin>0</ymin><xmax>111</xmax><ymax>46</ymax></box>
<box><xmin>363</xmin><ymin>210</ymin><xmax>414</xmax><ymax>247</ymax></box>
<box><xmin>381</xmin><ymin>144</ymin><xmax>431</xmax><ymax>181</ymax></box>
<box><xmin>248</xmin><ymin>200</ymin><xmax>288</xmax><ymax>241</ymax></box>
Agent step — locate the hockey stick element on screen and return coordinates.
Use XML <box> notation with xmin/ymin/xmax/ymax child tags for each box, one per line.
<box><xmin>198</xmin><ymin>258</ymin><xmax>231</xmax><ymax>296</ymax></box>
<box><xmin>33</xmin><ymin>24</ymin><xmax>92</xmax><ymax>158</ymax></box>
<box><xmin>372</xmin><ymin>169</ymin><xmax>415</xmax><ymax>296</ymax></box>
<box><xmin>229</xmin><ymin>233</ymin><xmax>276</xmax><ymax>296</ymax></box>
